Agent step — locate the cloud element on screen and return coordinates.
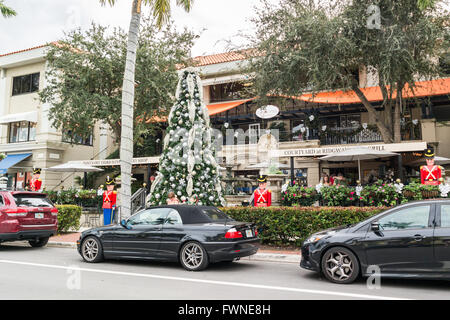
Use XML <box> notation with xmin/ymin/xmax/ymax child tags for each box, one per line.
<box><xmin>0</xmin><ymin>0</ymin><xmax>264</xmax><ymax>57</ymax></box>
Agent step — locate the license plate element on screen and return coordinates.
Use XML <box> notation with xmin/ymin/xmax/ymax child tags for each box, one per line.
<box><xmin>35</xmin><ymin>213</ymin><xmax>44</xmax><ymax>219</ymax></box>
<box><xmin>245</xmin><ymin>229</ymin><xmax>253</xmax><ymax>238</ymax></box>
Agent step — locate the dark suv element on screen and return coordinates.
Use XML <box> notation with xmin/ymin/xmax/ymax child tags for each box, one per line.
<box><xmin>0</xmin><ymin>191</ymin><xmax>58</xmax><ymax>247</ymax></box>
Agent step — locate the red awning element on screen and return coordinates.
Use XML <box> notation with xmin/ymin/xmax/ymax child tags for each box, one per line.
<box><xmin>297</xmin><ymin>78</ymin><xmax>450</xmax><ymax>104</ymax></box>
<box><xmin>148</xmin><ymin>98</ymin><xmax>254</xmax><ymax>122</ymax></box>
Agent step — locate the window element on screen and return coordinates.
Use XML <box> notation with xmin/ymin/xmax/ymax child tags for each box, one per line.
<box><xmin>12</xmin><ymin>73</ymin><xmax>40</xmax><ymax>96</ymax></box>
<box><xmin>9</xmin><ymin>121</ymin><xmax>36</xmax><ymax>143</ymax></box>
<box><xmin>440</xmin><ymin>205</ymin><xmax>450</xmax><ymax>228</ymax></box>
<box><xmin>127</xmin><ymin>208</ymin><xmax>171</xmax><ymax>226</ymax></box>
<box><xmin>202</xmin><ymin>208</ymin><xmax>232</xmax><ymax>222</ymax></box>
<box><xmin>13</xmin><ymin>195</ymin><xmax>53</xmax><ymax>208</ymax></box>
<box><xmin>209</xmin><ymin>82</ymin><xmax>251</xmax><ymax>103</ymax></box>
<box><xmin>164</xmin><ymin>209</ymin><xmax>183</xmax><ymax>225</ymax></box>
<box><xmin>378</xmin><ymin>205</ymin><xmax>431</xmax><ymax>231</ymax></box>
<box><xmin>62</xmin><ymin>129</ymin><xmax>93</xmax><ymax>146</ymax></box>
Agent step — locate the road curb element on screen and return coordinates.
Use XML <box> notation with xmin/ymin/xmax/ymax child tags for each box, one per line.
<box><xmin>46</xmin><ymin>241</ymin><xmax>301</xmax><ymax>263</ymax></box>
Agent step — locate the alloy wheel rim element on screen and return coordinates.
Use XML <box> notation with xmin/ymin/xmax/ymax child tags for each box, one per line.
<box><xmin>325</xmin><ymin>251</ymin><xmax>354</xmax><ymax>281</ymax></box>
<box><xmin>182</xmin><ymin>243</ymin><xmax>203</xmax><ymax>269</ymax></box>
<box><xmin>82</xmin><ymin>238</ymin><xmax>99</xmax><ymax>261</ymax></box>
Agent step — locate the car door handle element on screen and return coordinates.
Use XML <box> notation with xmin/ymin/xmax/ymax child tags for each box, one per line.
<box><xmin>413</xmin><ymin>234</ymin><xmax>426</xmax><ymax>241</ymax></box>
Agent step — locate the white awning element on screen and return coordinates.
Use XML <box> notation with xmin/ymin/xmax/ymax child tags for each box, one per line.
<box><xmin>0</xmin><ymin>111</ymin><xmax>38</xmax><ymax>124</ymax></box>
<box><xmin>202</xmin><ymin>74</ymin><xmax>253</xmax><ymax>86</ymax></box>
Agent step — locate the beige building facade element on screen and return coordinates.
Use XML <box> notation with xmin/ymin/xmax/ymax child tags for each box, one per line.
<box><xmin>0</xmin><ymin>45</ymin><xmax>117</xmax><ymax>190</ymax></box>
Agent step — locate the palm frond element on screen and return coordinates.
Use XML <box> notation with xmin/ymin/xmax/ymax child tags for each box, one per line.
<box><xmin>98</xmin><ymin>0</ymin><xmax>117</xmax><ymax>7</ymax></box>
<box><xmin>151</xmin><ymin>0</ymin><xmax>171</xmax><ymax>29</ymax></box>
<box><xmin>0</xmin><ymin>1</ymin><xmax>17</xmax><ymax>18</ymax></box>
<box><xmin>176</xmin><ymin>0</ymin><xmax>193</xmax><ymax>12</ymax></box>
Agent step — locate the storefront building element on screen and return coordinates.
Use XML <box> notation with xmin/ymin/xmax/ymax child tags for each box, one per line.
<box><xmin>191</xmin><ymin>51</ymin><xmax>450</xmax><ymax>188</ymax></box>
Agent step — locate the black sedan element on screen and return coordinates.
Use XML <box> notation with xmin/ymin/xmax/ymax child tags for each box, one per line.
<box><xmin>301</xmin><ymin>199</ymin><xmax>450</xmax><ymax>284</ymax></box>
<box><xmin>77</xmin><ymin>205</ymin><xmax>260</xmax><ymax>271</ymax></box>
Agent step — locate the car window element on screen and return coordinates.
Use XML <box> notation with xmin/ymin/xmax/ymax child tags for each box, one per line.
<box><xmin>378</xmin><ymin>205</ymin><xmax>431</xmax><ymax>231</ymax></box>
<box><xmin>13</xmin><ymin>195</ymin><xmax>53</xmax><ymax>207</ymax></box>
<box><xmin>164</xmin><ymin>209</ymin><xmax>183</xmax><ymax>226</ymax></box>
<box><xmin>128</xmin><ymin>208</ymin><xmax>171</xmax><ymax>226</ymax></box>
<box><xmin>202</xmin><ymin>208</ymin><xmax>232</xmax><ymax>222</ymax></box>
<box><xmin>440</xmin><ymin>205</ymin><xmax>450</xmax><ymax>228</ymax></box>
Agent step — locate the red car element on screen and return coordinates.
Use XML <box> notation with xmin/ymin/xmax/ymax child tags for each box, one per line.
<box><xmin>0</xmin><ymin>191</ymin><xmax>58</xmax><ymax>247</ymax></box>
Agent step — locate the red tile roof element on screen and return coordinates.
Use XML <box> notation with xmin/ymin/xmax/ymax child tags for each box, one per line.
<box><xmin>192</xmin><ymin>49</ymin><xmax>253</xmax><ymax>67</ymax></box>
<box><xmin>0</xmin><ymin>42</ymin><xmax>58</xmax><ymax>57</ymax></box>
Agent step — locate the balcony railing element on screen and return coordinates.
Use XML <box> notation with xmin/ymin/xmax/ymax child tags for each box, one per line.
<box><xmin>320</xmin><ymin>127</ymin><xmax>383</xmax><ymax>145</ymax></box>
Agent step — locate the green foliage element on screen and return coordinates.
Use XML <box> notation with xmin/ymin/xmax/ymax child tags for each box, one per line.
<box><xmin>39</xmin><ymin>17</ymin><xmax>197</xmax><ymax>144</ymax></box>
<box><xmin>221</xmin><ymin>206</ymin><xmax>386</xmax><ymax>246</ymax></box>
<box><xmin>320</xmin><ymin>185</ymin><xmax>357</xmax><ymax>206</ymax></box>
<box><xmin>55</xmin><ymin>205</ymin><xmax>82</xmax><ymax>233</ymax></box>
<box><xmin>281</xmin><ymin>181</ymin><xmax>447</xmax><ymax>207</ymax></box>
<box><xmin>359</xmin><ymin>182</ymin><xmax>401</xmax><ymax>207</ymax></box>
<box><xmin>0</xmin><ymin>0</ymin><xmax>16</xmax><ymax>18</ymax></box>
<box><xmin>281</xmin><ymin>185</ymin><xmax>318</xmax><ymax>206</ymax></box>
<box><xmin>44</xmin><ymin>189</ymin><xmax>102</xmax><ymax>209</ymax></box>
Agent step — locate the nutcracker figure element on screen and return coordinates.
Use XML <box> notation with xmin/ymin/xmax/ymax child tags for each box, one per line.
<box><xmin>253</xmin><ymin>175</ymin><xmax>272</xmax><ymax>207</ymax></box>
<box><xmin>30</xmin><ymin>168</ymin><xmax>42</xmax><ymax>192</ymax></box>
<box><xmin>102</xmin><ymin>176</ymin><xmax>117</xmax><ymax>225</ymax></box>
<box><xmin>420</xmin><ymin>148</ymin><xmax>443</xmax><ymax>185</ymax></box>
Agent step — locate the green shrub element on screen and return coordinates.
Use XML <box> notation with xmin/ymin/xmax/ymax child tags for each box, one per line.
<box><xmin>221</xmin><ymin>206</ymin><xmax>386</xmax><ymax>246</ymax></box>
<box><xmin>320</xmin><ymin>185</ymin><xmax>357</xmax><ymax>206</ymax></box>
<box><xmin>281</xmin><ymin>185</ymin><xmax>318</xmax><ymax>206</ymax></box>
<box><xmin>359</xmin><ymin>181</ymin><xmax>402</xmax><ymax>207</ymax></box>
<box><xmin>55</xmin><ymin>205</ymin><xmax>82</xmax><ymax>233</ymax></box>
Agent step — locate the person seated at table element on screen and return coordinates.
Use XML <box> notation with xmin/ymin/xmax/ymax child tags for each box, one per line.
<box><xmin>320</xmin><ymin>173</ymin><xmax>333</xmax><ymax>186</ymax></box>
<box><xmin>334</xmin><ymin>172</ymin><xmax>347</xmax><ymax>186</ymax></box>
<box><xmin>166</xmin><ymin>191</ymin><xmax>180</xmax><ymax>205</ymax></box>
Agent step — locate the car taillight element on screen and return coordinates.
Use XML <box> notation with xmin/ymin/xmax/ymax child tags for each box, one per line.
<box><xmin>225</xmin><ymin>228</ymin><xmax>243</xmax><ymax>239</ymax></box>
<box><xmin>4</xmin><ymin>208</ymin><xmax>28</xmax><ymax>217</ymax></box>
<box><xmin>51</xmin><ymin>207</ymin><xmax>58</xmax><ymax>216</ymax></box>
<box><xmin>255</xmin><ymin>228</ymin><xmax>258</xmax><ymax>236</ymax></box>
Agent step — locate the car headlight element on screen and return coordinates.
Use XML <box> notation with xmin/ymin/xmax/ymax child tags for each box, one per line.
<box><xmin>305</xmin><ymin>231</ymin><xmax>336</xmax><ymax>244</ymax></box>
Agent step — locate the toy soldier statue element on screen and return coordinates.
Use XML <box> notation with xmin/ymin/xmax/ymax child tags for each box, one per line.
<box><xmin>102</xmin><ymin>177</ymin><xmax>117</xmax><ymax>225</ymax></box>
<box><xmin>420</xmin><ymin>148</ymin><xmax>443</xmax><ymax>185</ymax></box>
<box><xmin>253</xmin><ymin>175</ymin><xmax>272</xmax><ymax>207</ymax></box>
<box><xmin>30</xmin><ymin>168</ymin><xmax>42</xmax><ymax>192</ymax></box>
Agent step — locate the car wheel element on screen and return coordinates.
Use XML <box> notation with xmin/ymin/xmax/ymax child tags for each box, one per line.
<box><xmin>321</xmin><ymin>247</ymin><xmax>360</xmax><ymax>284</ymax></box>
<box><xmin>28</xmin><ymin>237</ymin><xmax>49</xmax><ymax>248</ymax></box>
<box><xmin>180</xmin><ymin>241</ymin><xmax>209</xmax><ymax>271</ymax></box>
<box><xmin>81</xmin><ymin>236</ymin><xmax>104</xmax><ymax>263</ymax></box>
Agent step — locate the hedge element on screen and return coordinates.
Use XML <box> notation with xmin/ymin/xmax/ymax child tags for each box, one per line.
<box><xmin>55</xmin><ymin>205</ymin><xmax>82</xmax><ymax>233</ymax></box>
<box><xmin>281</xmin><ymin>181</ymin><xmax>448</xmax><ymax>207</ymax></box>
<box><xmin>221</xmin><ymin>206</ymin><xmax>386</xmax><ymax>246</ymax></box>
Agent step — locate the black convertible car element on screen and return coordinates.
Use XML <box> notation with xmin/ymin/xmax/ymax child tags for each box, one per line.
<box><xmin>301</xmin><ymin>199</ymin><xmax>450</xmax><ymax>284</ymax></box>
<box><xmin>77</xmin><ymin>205</ymin><xmax>260</xmax><ymax>271</ymax></box>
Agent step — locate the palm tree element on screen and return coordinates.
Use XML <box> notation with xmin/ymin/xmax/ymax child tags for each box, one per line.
<box><xmin>0</xmin><ymin>0</ymin><xmax>16</xmax><ymax>18</ymax></box>
<box><xmin>99</xmin><ymin>0</ymin><xmax>193</xmax><ymax>219</ymax></box>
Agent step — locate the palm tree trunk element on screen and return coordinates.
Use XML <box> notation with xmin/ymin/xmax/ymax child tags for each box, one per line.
<box><xmin>120</xmin><ymin>0</ymin><xmax>142</xmax><ymax>219</ymax></box>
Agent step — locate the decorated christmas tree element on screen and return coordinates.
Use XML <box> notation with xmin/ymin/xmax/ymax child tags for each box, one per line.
<box><xmin>148</xmin><ymin>68</ymin><xmax>225</xmax><ymax>206</ymax></box>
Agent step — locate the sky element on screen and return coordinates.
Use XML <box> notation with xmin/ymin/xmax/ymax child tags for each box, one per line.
<box><xmin>0</xmin><ymin>0</ymin><xmax>271</xmax><ymax>57</ymax></box>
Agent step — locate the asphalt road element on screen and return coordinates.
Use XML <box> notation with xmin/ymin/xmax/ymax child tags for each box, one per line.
<box><xmin>0</xmin><ymin>243</ymin><xmax>449</xmax><ymax>300</ymax></box>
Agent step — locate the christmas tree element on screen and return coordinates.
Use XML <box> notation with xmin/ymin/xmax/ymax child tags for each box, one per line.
<box><xmin>148</xmin><ymin>68</ymin><xmax>226</xmax><ymax>206</ymax></box>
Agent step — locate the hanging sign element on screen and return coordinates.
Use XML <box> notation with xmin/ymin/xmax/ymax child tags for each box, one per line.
<box><xmin>256</xmin><ymin>105</ymin><xmax>279</xmax><ymax>119</ymax></box>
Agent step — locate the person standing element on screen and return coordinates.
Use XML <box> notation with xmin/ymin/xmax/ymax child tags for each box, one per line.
<box><xmin>30</xmin><ymin>168</ymin><xmax>43</xmax><ymax>192</ymax></box>
<box><xmin>102</xmin><ymin>177</ymin><xmax>117</xmax><ymax>225</ymax></box>
<box><xmin>253</xmin><ymin>175</ymin><xmax>272</xmax><ymax>207</ymax></box>
<box><xmin>420</xmin><ymin>148</ymin><xmax>443</xmax><ymax>185</ymax></box>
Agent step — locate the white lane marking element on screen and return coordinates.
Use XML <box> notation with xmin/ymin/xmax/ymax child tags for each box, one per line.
<box><xmin>0</xmin><ymin>259</ymin><xmax>410</xmax><ymax>300</ymax></box>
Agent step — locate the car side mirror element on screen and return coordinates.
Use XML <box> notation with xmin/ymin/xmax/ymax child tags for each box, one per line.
<box><xmin>371</xmin><ymin>222</ymin><xmax>380</xmax><ymax>232</ymax></box>
<box><xmin>120</xmin><ymin>219</ymin><xmax>130</xmax><ymax>229</ymax></box>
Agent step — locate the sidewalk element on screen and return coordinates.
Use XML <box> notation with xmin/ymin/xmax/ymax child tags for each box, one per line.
<box><xmin>49</xmin><ymin>233</ymin><xmax>301</xmax><ymax>264</ymax></box>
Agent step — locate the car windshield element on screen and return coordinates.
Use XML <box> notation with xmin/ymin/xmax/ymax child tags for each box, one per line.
<box><xmin>13</xmin><ymin>195</ymin><xmax>53</xmax><ymax>208</ymax></box>
<box><xmin>202</xmin><ymin>208</ymin><xmax>233</xmax><ymax>222</ymax></box>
